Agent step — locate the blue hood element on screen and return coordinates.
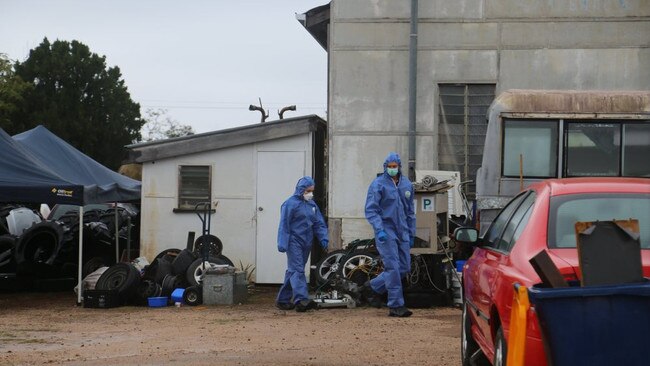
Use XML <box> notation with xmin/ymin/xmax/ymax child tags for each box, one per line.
<box><xmin>383</xmin><ymin>152</ymin><xmax>402</xmax><ymax>174</ymax></box>
<box><xmin>293</xmin><ymin>176</ymin><xmax>315</xmax><ymax>197</ymax></box>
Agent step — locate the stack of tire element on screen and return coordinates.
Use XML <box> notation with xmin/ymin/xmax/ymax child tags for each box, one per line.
<box><xmin>94</xmin><ymin>234</ymin><xmax>234</xmax><ymax>307</ymax></box>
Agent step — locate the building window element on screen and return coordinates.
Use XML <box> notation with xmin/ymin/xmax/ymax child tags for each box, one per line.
<box><xmin>438</xmin><ymin>84</ymin><xmax>495</xmax><ymax>198</ymax></box>
<box><xmin>565</xmin><ymin>122</ymin><xmax>619</xmax><ymax>177</ymax></box>
<box><xmin>502</xmin><ymin>119</ymin><xmax>558</xmax><ymax>178</ymax></box>
<box><xmin>178</xmin><ymin>165</ymin><xmax>211</xmax><ymax>210</ymax></box>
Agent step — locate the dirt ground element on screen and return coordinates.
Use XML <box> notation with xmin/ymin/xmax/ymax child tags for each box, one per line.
<box><xmin>0</xmin><ymin>286</ymin><xmax>461</xmax><ymax>366</ymax></box>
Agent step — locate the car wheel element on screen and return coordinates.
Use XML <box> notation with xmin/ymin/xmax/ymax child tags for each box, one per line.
<box><xmin>185</xmin><ymin>256</ymin><xmax>229</xmax><ymax>287</ymax></box>
<box><xmin>154</xmin><ymin>248</ymin><xmax>181</xmax><ymax>261</ymax></box>
<box><xmin>82</xmin><ymin>257</ymin><xmax>108</xmax><ymax>278</ymax></box>
<box><xmin>493</xmin><ymin>326</ymin><xmax>507</xmax><ymax>366</ymax></box>
<box><xmin>462</xmin><ymin>301</ymin><xmax>481</xmax><ymax>366</ymax></box>
<box><xmin>337</xmin><ymin>250</ymin><xmax>382</xmax><ymax>286</ymax></box>
<box><xmin>183</xmin><ymin>285</ymin><xmax>202</xmax><ymax>306</ymax></box>
<box><xmin>171</xmin><ymin>249</ymin><xmax>196</xmax><ymax>275</ymax></box>
<box><xmin>193</xmin><ymin>235</ymin><xmax>223</xmax><ymax>257</ymax></box>
<box><xmin>95</xmin><ymin>263</ymin><xmax>141</xmax><ymax>301</ymax></box>
<box><xmin>314</xmin><ymin>249</ymin><xmax>346</xmax><ymax>285</ymax></box>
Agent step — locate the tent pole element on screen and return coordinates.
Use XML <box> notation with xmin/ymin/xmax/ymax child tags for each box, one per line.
<box><xmin>77</xmin><ymin>206</ymin><xmax>84</xmax><ymax>305</ymax></box>
<box><xmin>115</xmin><ymin>203</ymin><xmax>119</xmax><ymax>263</ymax></box>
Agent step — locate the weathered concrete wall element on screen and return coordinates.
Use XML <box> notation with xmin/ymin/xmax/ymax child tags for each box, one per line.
<box><xmin>327</xmin><ymin>0</ymin><xmax>650</xmax><ymax>243</ymax></box>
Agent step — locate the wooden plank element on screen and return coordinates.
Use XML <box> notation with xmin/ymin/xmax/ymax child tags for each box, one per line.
<box><xmin>529</xmin><ymin>250</ymin><xmax>569</xmax><ymax>288</ymax></box>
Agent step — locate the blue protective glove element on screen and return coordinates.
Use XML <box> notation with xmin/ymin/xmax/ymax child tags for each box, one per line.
<box><xmin>376</xmin><ymin>230</ymin><xmax>388</xmax><ymax>244</ymax></box>
<box><xmin>321</xmin><ymin>239</ymin><xmax>329</xmax><ymax>251</ymax></box>
<box><xmin>409</xmin><ymin>236</ymin><xmax>415</xmax><ymax>248</ymax></box>
<box><xmin>278</xmin><ymin>243</ymin><xmax>287</xmax><ymax>253</ymax></box>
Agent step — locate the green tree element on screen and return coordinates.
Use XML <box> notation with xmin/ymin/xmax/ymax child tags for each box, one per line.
<box><xmin>140</xmin><ymin>108</ymin><xmax>195</xmax><ymax>142</ymax></box>
<box><xmin>0</xmin><ymin>54</ymin><xmax>32</xmax><ymax>131</ymax></box>
<box><xmin>9</xmin><ymin>38</ymin><xmax>144</xmax><ymax>169</ymax></box>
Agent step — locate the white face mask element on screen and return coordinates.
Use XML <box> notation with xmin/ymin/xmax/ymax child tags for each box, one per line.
<box><xmin>303</xmin><ymin>192</ymin><xmax>314</xmax><ymax>201</ymax></box>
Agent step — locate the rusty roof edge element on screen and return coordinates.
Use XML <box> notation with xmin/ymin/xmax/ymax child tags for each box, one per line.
<box><xmin>492</xmin><ymin>89</ymin><xmax>650</xmax><ymax>114</ymax></box>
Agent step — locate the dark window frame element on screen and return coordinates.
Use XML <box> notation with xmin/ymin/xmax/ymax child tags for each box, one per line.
<box><xmin>501</xmin><ymin>119</ymin><xmax>559</xmax><ymax>179</ymax></box>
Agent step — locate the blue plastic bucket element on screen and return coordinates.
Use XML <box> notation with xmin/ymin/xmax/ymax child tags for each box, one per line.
<box><xmin>528</xmin><ymin>282</ymin><xmax>650</xmax><ymax>366</ymax></box>
<box><xmin>148</xmin><ymin>296</ymin><xmax>168</xmax><ymax>307</ymax></box>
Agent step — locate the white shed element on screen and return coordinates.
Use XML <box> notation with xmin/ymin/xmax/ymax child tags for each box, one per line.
<box><xmin>127</xmin><ymin>115</ymin><xmax>327</xmax><ymax>284</ymax></box>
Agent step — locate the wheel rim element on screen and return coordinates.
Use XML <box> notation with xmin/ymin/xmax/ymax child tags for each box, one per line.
<box><xmin>192</xmin><ymin>261</ymin><xmax>219</xmax><ymax>284</ymax></box>
<box><xmin>341</xmin><ymin>254</ymin><xmax>378</xmax><ymax>279</ymax></box>
<box><xmin>318</xmin><ymin>253</ymin><xmax>345</xmax><ymax>281</ymax></box>
<box><xmin>186</xmin><ymin>291</ymin><xmax>198</xmax><ymax>303</ymax></box>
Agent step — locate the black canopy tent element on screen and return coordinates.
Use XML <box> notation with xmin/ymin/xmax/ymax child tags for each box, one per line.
<box><xmin>0</xmin><ymin>128</ymin><xmax>84</xmax><ymax>205</ymax></box>
<box><xmin>6</xmin><ymin>125</ymin><xmax>141</xmax><ymax>303</ymax></box>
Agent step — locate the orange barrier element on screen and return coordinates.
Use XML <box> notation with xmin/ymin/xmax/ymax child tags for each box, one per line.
<box><xmin>507</xmin><ymin>284</ymin><xmax>529</xmax><ymax>366</ymax></box>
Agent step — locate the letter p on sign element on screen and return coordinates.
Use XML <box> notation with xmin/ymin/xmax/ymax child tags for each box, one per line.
<box><xmin>422</xmin><ymin>196</ymin><xmax>435</xmax><ymax>212</ymax></box>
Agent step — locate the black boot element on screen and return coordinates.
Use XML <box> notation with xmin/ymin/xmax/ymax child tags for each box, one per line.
<box><xmin>389</xmin><ymin>306</ymin><xmax>413</xmax><ymax>318</ymax></box>
<box><xmin>276</xmin><ymin>302</ymin><xmax>295</xmax><ymax>311</ymax></box>
<box><xmin>295</xmin><ymin>299</ymin><xmax>318</xmax><ymax>312</ymax></box>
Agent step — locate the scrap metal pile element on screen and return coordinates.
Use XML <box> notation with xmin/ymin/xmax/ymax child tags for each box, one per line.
<box><xmin>0</xmin><ymin>204</ymin><xmax>137</xmax><ymax>281</ymax></box>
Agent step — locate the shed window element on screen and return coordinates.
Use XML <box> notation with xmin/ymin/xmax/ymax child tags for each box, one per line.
<box><xmin>178</xmin><ymin>165</ymin><xmax>211</xmax><ymax>210</ymax></box>
<box><xmin>503</xmin><ymin>120</ymin><xmax>558</xmax><ymax>178</ymax></box>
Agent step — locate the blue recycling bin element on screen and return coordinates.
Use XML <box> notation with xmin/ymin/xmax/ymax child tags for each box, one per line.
<box><xmin>528</xmin><ymin>281</ymin><xmax>650</xmax><ymax>366</ymax></box>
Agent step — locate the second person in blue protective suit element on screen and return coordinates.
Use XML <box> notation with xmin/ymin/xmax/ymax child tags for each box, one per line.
<box><xmin>364</xmin><ymin>152</ymin><xmax>416</xmax><ymax>317</ymax></box>
<box><xmin>276</xmin><ymin>176</ymin><xmax>329</xmax><ymax>312</ymax></box>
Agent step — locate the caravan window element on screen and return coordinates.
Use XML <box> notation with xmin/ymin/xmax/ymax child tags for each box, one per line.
<box><xmin>502</xmin><ymin>120</ymin><xmax>558</xmax><ymax>178</ymax></box>
<box><xmin>565</xmin><ymin>121</ymin><xmax>650</xmax><ymax>177</ymax></box>
<box><xmin>565</xmin><ymin>122</ymin><xmax>619</xmax><ymax>177</ymax></box>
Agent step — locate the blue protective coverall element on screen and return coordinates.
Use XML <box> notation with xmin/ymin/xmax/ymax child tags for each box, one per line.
<box><xmin>364</xmin><ymin>152</ymin><xmax>416</xmax><ymax>308</ymax></box>
<box><xmin>276</xmin><ymin>176</ymin><xmax>329</xmax><ymax>305</ymax></box>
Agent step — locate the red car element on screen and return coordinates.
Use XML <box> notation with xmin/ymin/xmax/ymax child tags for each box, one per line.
<box><xmin>457</xmin><ymin>178</ymin><xmax>650</xmax><ymax>366</ymax></box>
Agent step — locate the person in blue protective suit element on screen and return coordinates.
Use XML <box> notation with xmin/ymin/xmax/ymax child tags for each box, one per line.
<box><xmin>363</xmin><ymin>152</ymin><xmax>416</xmax><ymax>317</ymax></box>
<box><xmin>276</xmin><ymin>176</ymin><xmax>329</xmax><ymax>312</ymax></box>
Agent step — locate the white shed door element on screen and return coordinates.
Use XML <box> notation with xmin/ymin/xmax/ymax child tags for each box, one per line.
<box><xmin>256</xmin><ymin>151</ymin><xmax>305</xmax><ymax>284</ymax></box>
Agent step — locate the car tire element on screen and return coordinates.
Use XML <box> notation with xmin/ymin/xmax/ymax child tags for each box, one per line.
<box><xmin>462</xmin><ymin>301</ymin><xmax>482</xmax><ymax>366</ymax></box>
<box><xmin>95</xmin><ymin>263</ymin><xmax>141</xmax><ymax>301</ymax></box>
<box><xmin>144</xmin><ymin>258</ymin><xmax>174</xmax><ymax>284</ymax></box>
<box><xmin>314</xmin><ymin>249</ymin><xmax>347</xmax><ymax>285</ymax></box>
<box><xmin>0</xmin><ymin>235</ymin><xmax>17</xmax><ymax>269</ymax></box>
<box><xmin>172</xmin><ymin>249</ymin><xmax>196</xmax><ymax>275</ymax></box>
<box><xmin>82</xmin><ymin>257</ymin><xmax>108</xmax><ymax>279</ymax></box>
<box><xmin>493</xmin><ymin>326</ymin><xmax>507</xmax><ymax>366</ymax></box>
<box><xmin>193</xmin><ymin>235</ymin><xmax>223</xmax><ymax>257</ymax></box>
<box><xmin>185</xmin><ymin>256</ymin><xmax>228</xmax><ymax>287</ymax></box>
<box><xmin>216</xmin><ymin>254</ymin><xmax>234</xmax><ymax>267</ymax></box>
<box><xmin>183</xmin><ymin>285</ymin><xmax>202</xmax><ymax>306</ymax></box>
<box><xmin>154</xmin><ymin>248</ymin><xmax>181</xmax><ymax>261</ymax></box>
<box><xmin>337</xmin><ymin>250</ymin><xmax>382</xmax><ymax>286</ymax></box>
<box><xmin>14</xmin><ymin>221</ymin><xmax>63</xmax><ymax>266</ymax></box>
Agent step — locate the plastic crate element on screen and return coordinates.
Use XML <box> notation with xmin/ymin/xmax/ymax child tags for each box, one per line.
<box><xmin>528</xmin><ymin>281</ymin><xmax>650</xmax><ymax>366</ymax></box>
<box><xmin>83</xmin><ymin>290</ymin><xmax>122</xmax><ymax>309</ymax></box>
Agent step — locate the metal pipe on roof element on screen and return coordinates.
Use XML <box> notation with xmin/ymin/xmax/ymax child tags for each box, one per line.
<box><xmin>279</xmin><ymin>105</ymin><xmax>296</xmax><ymax>119</ymax></box>
<box><xmin>408</xmin><ymin>0</ymin><xmax>418</xmax><ymax>181</ymax></box>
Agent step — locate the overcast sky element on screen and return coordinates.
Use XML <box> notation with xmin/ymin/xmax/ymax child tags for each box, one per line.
<box><xmin>0</xmin><ymin>0</ymin><xmax>328</xmax><ymax>133</ymax></box>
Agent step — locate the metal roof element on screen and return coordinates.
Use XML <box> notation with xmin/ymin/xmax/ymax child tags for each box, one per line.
<box><xmin>126</xmin><ymin>114</ymin><xmax>326</xmax><ymax>163</ymax></box>
<box><xmin>296</xmin><ymin>3</ymin><xmax>330</xmax><ymax>51</ymax></box>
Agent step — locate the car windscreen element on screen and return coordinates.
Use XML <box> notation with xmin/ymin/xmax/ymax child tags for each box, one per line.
<box><xmin>548</xmin><ymin>193</ymin><xmax>650</xmax><ymax>249</ymax></box>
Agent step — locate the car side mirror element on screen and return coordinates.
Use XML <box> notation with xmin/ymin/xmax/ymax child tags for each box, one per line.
<box><xmin>454</xmin><ymin>227</ymin><xmax>479</xmax><ymax>244</ymax></box>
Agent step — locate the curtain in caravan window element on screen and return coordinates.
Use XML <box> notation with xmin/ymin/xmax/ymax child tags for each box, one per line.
<box><xmin>503</xmin><ymin>120</ymin><xmax>558</xmax><ymax>178</ymax></box>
